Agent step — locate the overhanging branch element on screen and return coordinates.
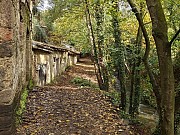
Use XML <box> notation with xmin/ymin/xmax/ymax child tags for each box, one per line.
<box><xmin>169</xmin><ymin>28</ymin><xmax>180</xmax><ymax>46</ymax></box>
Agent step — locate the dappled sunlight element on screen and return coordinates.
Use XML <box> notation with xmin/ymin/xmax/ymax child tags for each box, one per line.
<box><xmin>76</xmin><ymin>63</ymin><xmax>94</xmax><ymax>68</ymax></box>
<box><xmin>44</xmin><ymin>86</ymin><xmax>80</xmax><ymax>90</ymax></box>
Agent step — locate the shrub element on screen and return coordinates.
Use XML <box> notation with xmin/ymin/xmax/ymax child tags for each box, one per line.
<box><xmin>105</xmin><ymin>91</ymin><xmax>120</xmax><ymax>106</ymax></box>
<box><xmin>70</xmin><ymin>77</ymin><xmax>97</xmax><ymax>88</ymax></box>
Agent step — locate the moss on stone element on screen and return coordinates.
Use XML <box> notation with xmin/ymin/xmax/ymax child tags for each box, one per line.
<box><xmin>15</xmin><ymin>88</ymin><xmax>29</xmax><ymax>125</ymax></box>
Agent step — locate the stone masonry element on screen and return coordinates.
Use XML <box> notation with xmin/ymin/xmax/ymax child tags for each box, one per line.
<box><xmin>0</xmin><ymin>0</ymin><xmax>33</xmax><ymax>135</ymax></box>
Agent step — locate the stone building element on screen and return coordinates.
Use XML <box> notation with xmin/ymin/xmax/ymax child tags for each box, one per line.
<box><xmin>32</xmin><ymin>41</ymin><xmax>79</xmax><ymax>86</ymax></box>
<box><xmin>0</xmin><ymin>0</ymin><xmax>34</xmax><ymax>134</ymax></box>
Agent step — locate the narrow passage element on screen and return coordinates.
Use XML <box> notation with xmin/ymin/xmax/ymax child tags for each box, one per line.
<box><xmin>16</xmin><ymin>58</ymin><xmax>143</xmax><ymax>135</ymax></box>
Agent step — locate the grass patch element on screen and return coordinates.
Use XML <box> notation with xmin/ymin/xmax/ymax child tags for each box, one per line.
<box><xmin>70</xmin><ymin>77</ymin><xmax>97</xmax><ymax>88</ymax></box>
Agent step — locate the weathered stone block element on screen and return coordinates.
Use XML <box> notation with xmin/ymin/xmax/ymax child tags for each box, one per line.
<box><xmin>0</xmin><ymin>104</ymin><xmax>13</xmax><ymax>115</ymax></box>
<box><xmin>0</xmin><ymin>90</ymin><xmax>14</xmax><ymax>105</ymax></box>
<box><xmin>0</xmin><ymin>67</ymin><xmax>5</xmax><ymax>91</ymax></box>
<box><xmin>0</xmin><ymin>67</ymin><xmax>5</xmax><ymax>78</ymax></box>
<box><xmin>0</xmin><ymin>127</ymin><xmax>15</xmax><ymax>135</ymax></box>
<box><xmin>0</xmin><ymin>0</ymin><xmax>14</xmax><ymax>28</ymax></box>
<box><xmin>0</xmin><ymin>115</ymin><xmax>13</xmax><ymax>128</ymax></box>
<box><xmin>0</xmin><ymin>41</ymin><xmax>13</xmax><ymax>58</ymax></box>
<box><xmin>0</xmin><ymin>58</ymin><xmax>13</xmax><ymax>92</ymax></box>
<box><xmin>0</xmin><ymin>28</ymin><xmax>13</xmax><ymax>42</ymax></box>
<box><xmin>0</xmin><ymin>103</ymin><xmax>14</xmax><ymax>135</ymax></box>
<box><xmin>0</xmin><ymin>82</ymin><xmax>4</xmax><ymax>91</ymax></box>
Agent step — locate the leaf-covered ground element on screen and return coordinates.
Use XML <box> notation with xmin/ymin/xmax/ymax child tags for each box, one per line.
<box><xmin>16</xmin><ymin>58</ymin><xmax>148</xmax><ymax>135</ymax></box>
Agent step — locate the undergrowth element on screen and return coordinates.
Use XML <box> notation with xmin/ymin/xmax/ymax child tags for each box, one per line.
<box><xmin>71</xmin><ymin>77</ymin><xmax>97</xmax><ymax>88</ymax></box>
<box><xmin>16</xmin><ymin>80</ymin><xmax>34</xmax><ymax>125</ymax></box>
<box><xmin>105</xmin><ymin>90</ymin><xmax>142</xmax><ymax>125</ymax></box>
<box><xmin>28</xmin><ymin>79</ymin><xmax>34</xmax><ymax>90</ymax></box>
<box><xmin>16</xmin><ymin>88</ymin><xmax>29</xmax><ymax>125</ymax></box>
<box><xmin>105</xmin><ymin>91</ymin><xmax>120</xmax><ymax>107</ymax></box>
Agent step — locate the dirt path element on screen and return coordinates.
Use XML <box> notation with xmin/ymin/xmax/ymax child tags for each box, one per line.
<box><xmin>16</xmin><ymin>58</ymin><xmax>143</xmax><ymax>135</ymax></box>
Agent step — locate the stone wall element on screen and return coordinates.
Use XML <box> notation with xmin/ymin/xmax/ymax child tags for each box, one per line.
<box><xmin>32</xmin><ymin>41</ymin><xmax>80</xmax><ymax>86</ymax></box>
<box><xmin>0</xmin><ymin>0</ymin><xmax>33</xmax><ymax>135</ymax></box>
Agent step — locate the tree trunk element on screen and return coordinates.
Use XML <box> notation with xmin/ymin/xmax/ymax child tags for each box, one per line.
<box><xmin>146</xmin><ymin>0</ymin><xmax>175</xmax><ymax>134</ymax></box>
<box><xmin>84</xmin><ymin>0</ymin><xmax>104</xmax><ymax>90</ymax></box>
<box><xmin>129</xmin><ymin>25</ymin><xmax>142</xmax><ymax>116</ymax></box>
<box><xmin>111</xmin><ymin>0</ymin><xmax>126</xmax><ymax>111</ymax></box>
<box><xmin>133</xmin><ymin>25</ymin><xmax>142</xmax><ymax>115</ymax></box>
<box><xmin>95</xmin><ymin>0</ymin><xmax>109</xmax><ymax>91</ymax></box>
<box><xmin>129</xmin><ymin>61</ymin><xmax>135</xmax><ymax>115</ymax></box>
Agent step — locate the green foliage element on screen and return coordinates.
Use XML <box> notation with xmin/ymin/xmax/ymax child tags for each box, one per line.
<box><xmin>152</xmin><ymin>125</ymin><xmax>161</xmax><ymax>135</ymax></box>
<box><xmin>39</xmin><ymin>0</ymin><xmax>91</xmax><ymax>52</ymax></box>
<box><xmin>164</xmin><ymin>0</ymin><xmax>180</xmax><ymax>32</ymax></box>
<box><xmin>28</xmin><ymin>79</ymin><xmax>34</xmax><ymax>90</ymax></box>
<box><xmin>105</xmin><ymin>91</ymin><xmax>120</xmax><ymax>106</ymax></box>
<box><xmin>53</xmin><ymin>12</ymin><xmax>90</xmax><ymax>50</ymax></box>
<box><xmin>175</xmin><ymin>84</ymin><xmax>180</xmax><ymax>94</ymax></box>
<box><xmin>174</xmin><ymin>49</ymin><xmax>180</xmax><ymax>90</ymax></box>
<box><xmin>33</xmin><ymin>24</ymin><xmax>47</xmax><ymax>42</ymax></box>
<box><xmin>119</xmin><ymin>110</ymin><xmax>131</xmax><ymax>119</ymax></box>
<box><xmin>175</xmin><ymin>112</ymin><xmax>180</xmax><ymax>134</ymax></box>
<box><xmin>141</xmin><ymin>77</ymin><xmax>156</xmax><ymax>108</ymax></box>
<box><xmin>16</xmin><ymin>88</ymin><xmax>29</xmax><ymax>125</ymax></box>
<box><xmin>71</xmin><ymin>77</ymin><xmax>97</xmax><ymax>88</ymax></box>
<box><xmin>32</xmin><ymin>6</ymin><xmax>39</xmax><ymax>15</ymax></box>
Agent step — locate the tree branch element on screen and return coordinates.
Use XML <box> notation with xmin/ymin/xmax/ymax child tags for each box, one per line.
<box><xmin>144</xmin><ymin>21</ymin><xmax>152</xmax><ymax>25</ymax></box>
<box><xmin>127</xmin><ymin>0</ymin><xmax>161</xmax><ymax>106</ymax></box>
<box><xmin>169</xmin><ymin>28</ymin><xmax>180</xmax><ymax>46</ymax></box>
<box><xmin>127</xmin><ymin>0</ymin><xmax>150</xmax><ymax>63</ymax></box>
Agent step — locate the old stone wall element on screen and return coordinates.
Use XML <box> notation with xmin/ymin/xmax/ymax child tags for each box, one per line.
<box><xmin>0</xmin><ymin>0</ymin><xmax>32</xmax><ymax>135</ymax></box>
